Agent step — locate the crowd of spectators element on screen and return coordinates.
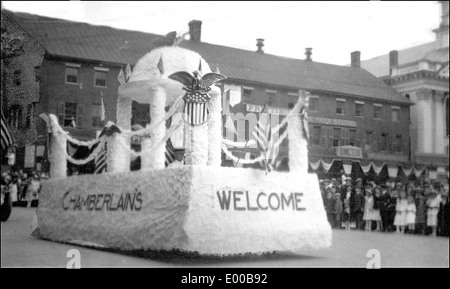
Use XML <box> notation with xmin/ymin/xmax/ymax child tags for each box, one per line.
<box><xmin>320</xmin><ymin>176</ymin><xmax>449</xmax><ymax>237</ymax></box>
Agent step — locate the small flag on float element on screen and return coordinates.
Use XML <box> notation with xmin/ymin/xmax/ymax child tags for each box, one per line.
<box><xmin>118</xmin><ymin>67</ymin><xmax>125</xmax><ymax>85</ymax></box>
<box><xmin>251</xmin><ymin>105</ymin><xmax>273</xmax><ymax>173</ymax></box>
<box><xmin>100</xmin><ymin>92</ymin><xmax>106</xmax><ymax>121</ymax></box>
<box><xmin>125</xmin><ymin>63</ymin><xmax>132</xmax><ymax>82</ymax></box>
<box><xmin>1</xmin><ymin>115</ymin><xmax>14</xmax><ymax>151</ymax></box>
<box><xmin>94</xmin><ymin>143</ymin><xmax>107</xmax><ymax>174</ymax></box>
<box><xmin>157</xmin><ymin>54</ymin><xmax>164</xmax><ymax>75</ymax></box>
<box><xmin>165</xmin><ymin>138</ymin><xmax>175</xmax><ymax>167</ymax></box>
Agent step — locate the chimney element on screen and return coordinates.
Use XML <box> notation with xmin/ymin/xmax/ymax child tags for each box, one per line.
<box><xmin>305</xmin><ymin>48</ymin><xmax>312</xmax><ymax>61</ymax></box>
<box><xmin>439</xmin><ymin>1</ymin><xmax>449</xmax><ymax>28</ymax></box>
<box><xmin>256</xmin><ymin>38</ymin><xmax>264</xmax><ymax>53</ymax></box>
<box><xmin>389</xmin><ymin>50</ymin><xmax>398</xmax><ymax>75</ymax></box>
<box><xmin>188</xmin><ymin>20</ymin><xmax>202</xmax><ymax>42</ymax></box>
<box><xmin>350</xmin><ymin>51</ymin><xmax>361</xmax><ymax>68</ymax></box>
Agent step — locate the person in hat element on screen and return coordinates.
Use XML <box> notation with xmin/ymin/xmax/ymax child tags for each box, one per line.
<box><xmin>372</xmin><ymin>185</ymin><xmax>382</xmax><ymax>231</ymax></box>
<box><xmin>353</xmin><ymin>186</ymin><xmax>365</xmax><ymax>230</ymax></box>
<box><xmin>343</xmin><ymin>186</ymin><xmax>352</xmax><ymax>230</ymax></box>
<box><xmin>334</xmin><ymin>192</ymin><xmax>343</xmax><ymax>229</ymax></box>
<box><xmin>324</xmin><ymin>186</ymin><xmax>336</xmax><ymax>227</ymax></box>
<box><xmin>415</xmin><ymin>185</ymin><xmax>428</xmax><ymax>235</ymax></box>
<box><xmin>379</xmin><ymin>183</ymin><xmax>392</xmax><ymax>232</ymax></box>
<box><xmin>437</xmin><ymin>194</ymin><xmax>449</xmax><ymax>237</ymax></box>
<box><xmin>394</xmin><ymin>189</ymin><xmax>408</xmax><ymax>233</ymax></box>
<box><xmin>25</xmin><ymin>174</ymin><xmax>41</xmax><ymax>208</ymax></box>
<box><xmin>167</xmin><ymin>148</ymin><xmax>185</xmax><ymax>168</ymax></box>
<box><xmin>426</xmin><ymin>187</ymin><xmax>442</xmax><ymax>236</ymax></box>
<box><xmin>363</xmin><ymin>189</ymin><xmax>374</xmax><ymax>231</ymax></box>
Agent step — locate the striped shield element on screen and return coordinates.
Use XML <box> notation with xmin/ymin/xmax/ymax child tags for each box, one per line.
<box><xmin>182</xmin><ymin>90</ymin><xmax>211</xmax><ymax>126</ymax></box>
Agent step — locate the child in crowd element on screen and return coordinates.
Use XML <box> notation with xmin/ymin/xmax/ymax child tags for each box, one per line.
<box><xmin>426</xmin><ymin>189</ymin><xmax>441</xmax><ymax>237</ymax></box>
<box><xmin>372</xmin><ymin>186</ymin><xmax>382</xmax><ymax>231</ymax></box>
<box><xmin>334</xmin><ymin>192</ymin><xmax>343</xmax><ymax>229</ymax></box>
<box><xmin>405</xmin><ymin>195</ymin><xmax>416</xmax><ymax>233</ymax></box>
<box><xmin>415</xmin><ymin>189</ymin><xmax>428</xmax><ymax>235</ymax></box>
<box><xmin>363</xmin><ymin>190</ymin><xmax>374</xmax><ymax>231</ymax></box>
<box><xmin>354</xmin><ymin>186</ymin><xmax>365</xmax><ymax>230</ymax></box>
<box><xmin>324</xmin><ymin>187</ymin><xmax>335</xmax><ymax>227</ymax></box>
<box><xmin>25</xmin><ymin>174</ymin><xmax>40</xmax><ymax>208</ymax></box>
<box><xmin>394</xmin><ymin>190</ymin><xmax>408</xmax><ymax>233</ymax></box>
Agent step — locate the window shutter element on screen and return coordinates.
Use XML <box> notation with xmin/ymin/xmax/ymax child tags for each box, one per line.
<box><xmin>77</xmin><ymin>104</ymin><xmax>84</xmax><ymax>128</ymax></box>
<box><xmin>361</xmin><ymin>131</ymin><xmax>365</xmax><ymax>148</ymax></box>
<box><xmin>328</xmin><ymin>127</ymin><xmax>333</xmax><ymax>147</ymax></box>
<box><xmin>321</xmin><ymin>126</ymin><xmax>327</xmax><ymax>146</ymax></box>
<box><xmin>356</xmin><ymin>130</ymin><xmax>361</xmax><ymax>147</ymax></box>
<box><xmin>58</xmin><ymin>102</ymin><xmax>65</xmax><ymax>125</ymax></box>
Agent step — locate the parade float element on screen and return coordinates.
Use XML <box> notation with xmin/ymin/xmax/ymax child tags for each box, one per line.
<box><xmin>32</xmin><ymin>46</ymin><xmax>332</xmax><ymax>256</ymax></box>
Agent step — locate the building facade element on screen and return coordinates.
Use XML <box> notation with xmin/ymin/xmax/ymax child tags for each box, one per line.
<box><xmin>1</xmin><ymin>9</ymin><xmax>45</xmax><ymax>170</ymax></box>
<box><xmin>361</xmin><ymin>1</ymin><xmax>449</xmax><ymax>185</ymax></box>
<box><xmin>5</xmin><ymin>10</ymin><xmax>412</xmax><ymax>180</ymax></box>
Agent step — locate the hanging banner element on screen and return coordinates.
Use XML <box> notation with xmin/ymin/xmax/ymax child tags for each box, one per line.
<box><xmin>343</xmin><ymin>164</ymin><xmax>352</xmax><ymax>175</ymax></box>
<box><xmin>429</xmin><ymin>170</ymin><xmax>437</xmax><ymax>180</ymax></box>
<box><xmin>388</xmin><ymin>165</ymin><xmax>399</xmax><ymax>179</ymax></box>
<box><xmin>24</xmin><ymin>145</ymin><xmax>36</xmax><ymax>168</ymax></box>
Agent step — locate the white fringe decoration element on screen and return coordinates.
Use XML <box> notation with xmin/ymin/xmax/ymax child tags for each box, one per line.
<box><xmin>221</xmin><ymin>139</ymin><xmax>256</xmax><ymax>148</ymax></box>
<box><xmin>288</xmin><ymin>90</ymin><xmax>309</xmax><ymax>173</ymax></box>
<box><xmin>107</xmin><ymin>133</ymin><xmax>130</xmax><ymax>173</ymax></box>
<box><xmin>49</xmin><ymin>115</ymin><xmax>67</xmax><ymax>178</ymax></box>
<box><xmin>221</xmin><ymin>144</ymin><xmax>263</xmax><ymax>164</ymax></box>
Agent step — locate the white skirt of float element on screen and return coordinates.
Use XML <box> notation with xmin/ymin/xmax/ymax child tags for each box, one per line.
<box><xmin>35</xmin><ymin>166</ymin><xmax>332</xmax><ymax>255</ymax></box>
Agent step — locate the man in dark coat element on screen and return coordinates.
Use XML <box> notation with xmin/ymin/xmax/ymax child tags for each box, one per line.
<box><xmin>353</xmin><ymin>186</ymin><xmax>365</xmax><ymax>230</ymax></box>
<box><xmin>379</xmin><ymin>183</ymin><xmax>392</xmax><ymax>232</ymax></box>
<box><xmin>438</xmin><ymin>195</ymin><xmax>449</xmax><ymax>237</ymax></box>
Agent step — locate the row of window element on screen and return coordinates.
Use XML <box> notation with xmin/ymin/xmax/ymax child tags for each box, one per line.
<box><xmin>57</xmin><ymin>102</ymin><xmax>104</xmax><ymax>128</ymax></box>
<box><xmin>241</xmin><ymin>88</ymin><xmax>402</xmax><ymax>122</ymax></box>
<box><xmin>12</xmin><ymin>66</ymin><xmax>41</xmax><ymax>86</ymax></box>
<box><xmin>332</xmin><ymin>99</ymin><xmax>400</xmax><ymax>121</ymax></box>
<box><xmin>8</xmin><ymin>103</ymin><xmax>38</xmax><ymax>130</ymax></box>
<box><xmin>65</xmin><ymin>64</ymin><xmax>109</xmax><ymax>87</ymax></box>
<box><xmin>310</xmin><ymin>125</ymin><xmax>404</xmax><ymax>153</ymax></box>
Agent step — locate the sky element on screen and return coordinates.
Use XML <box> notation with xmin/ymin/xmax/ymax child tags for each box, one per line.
<box><xmin>2</xmin><ymin>1</ymin><xmax>442</xmax><ymax>65</ymax></box>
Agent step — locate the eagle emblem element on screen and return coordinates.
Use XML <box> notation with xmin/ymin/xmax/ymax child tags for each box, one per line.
<box><xmin>168</xmin><ymin>60</ymin><xmax>227</xmax><ymax>126</ymax></box>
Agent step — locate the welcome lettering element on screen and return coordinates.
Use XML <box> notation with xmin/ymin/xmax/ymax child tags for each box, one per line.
<box><xmin>216</xmin><ymin>190</ymin><xmax>306</xmax><ymax>211</ymax></box>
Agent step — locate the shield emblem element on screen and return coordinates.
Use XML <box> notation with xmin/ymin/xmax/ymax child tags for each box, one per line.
<box><xmin>182</xmin><ymin>90</ymin><xmax>211</xmax><ymax>126</ymax></box>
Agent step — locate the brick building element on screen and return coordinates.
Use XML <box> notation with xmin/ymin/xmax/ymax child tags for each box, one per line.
<box><xmin>361</xmin><ymin>1</ymin><xmax>449</xmax><ymax>185</ymax></box>
<box><xmin>1</xmin><ymin>9</ymin><xmax>45</xmax><ymax>170</ymax></box>
<box><xmin>5</xmin><ymin>10</ymin><xmax>412</xmax><ymax>180</ymax></box>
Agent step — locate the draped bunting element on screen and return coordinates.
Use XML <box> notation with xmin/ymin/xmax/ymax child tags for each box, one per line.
<box><xmin>307</xmin><ymin>157</ymin><xmax>448</xmax><ymax>185</ymax></box>
<box><xmin>309</xmin><ymin>160</ymin><xmax>321</xmax><ymax>171</ymax></box>
<box><xmin>414</xmin><ymin>167</ymin><xmax>425</xmax><ymax>178</ymax></box>
<box><xmin>361</xmin><ymin>162</ymin><xmax>372</xmax><ymax>174</ymax></box>
<box><xmin>320</xmin><ymin>159</ymin><xmax>333</xmax><ymax>173</ymax></box>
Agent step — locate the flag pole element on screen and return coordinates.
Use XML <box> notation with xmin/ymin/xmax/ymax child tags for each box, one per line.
<box><xmin>234</xmin><ymin>103</ymin><xmax>268</xmax><ymax>168</ymax></box>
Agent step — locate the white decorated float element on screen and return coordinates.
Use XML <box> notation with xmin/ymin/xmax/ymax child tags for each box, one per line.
<box><xmin>33</xmin><ymin>46</ymin><xmax>332</xmax><ymax>255</ymax></box>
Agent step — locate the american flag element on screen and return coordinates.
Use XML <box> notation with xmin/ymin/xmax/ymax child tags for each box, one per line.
<box><xmin>100</xmin><ymin>92</ymin><xmax>106</xmax><ymax>121</ymax></box>
<box><xmin>117</xmin><ymin>67</ymin><xmax>125</xmax><ymax>85</ymax></box>
<box><xmin>125</xmin><ymin>63</ymin><xmax>132</xmax><ymax>82</ymax></box>
<box><xmin>94</xmin><ymin>142</ymin><xmax>107</xmax><ymax>174</ymax></box>
<box><xmin>164</xmin><ymin>107</ymin><xmax>175</xmax><ymax>167</ymax></box>
<box><xmin>1</xmin><ymin>115</ymin><xmax>14</xmax><ymax>151</ymax></box>
<box><xmin>251</xmin><ymin>105</ymin><xmax>273</xmax><ymax>172</ymax></box>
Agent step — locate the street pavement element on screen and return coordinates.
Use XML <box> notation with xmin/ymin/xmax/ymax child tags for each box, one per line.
<box><xmin>1</xmin><ymin>207</ymin><xmax>448</xmax><ymax>268</ymax></box>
